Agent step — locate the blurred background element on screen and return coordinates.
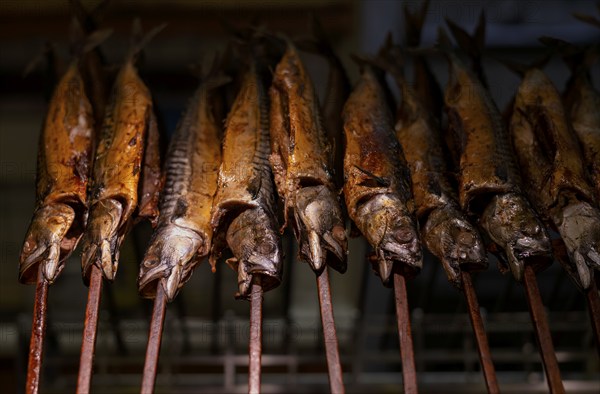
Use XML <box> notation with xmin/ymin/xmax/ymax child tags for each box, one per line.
<box><xmin>1</xmin><ymin>0</ymin><xmax>599</xmax><ymax>393</ymax></box>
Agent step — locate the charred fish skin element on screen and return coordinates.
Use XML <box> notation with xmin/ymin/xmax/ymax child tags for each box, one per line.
<box><xmin>81</xmin><ymin>21</ymin><xmax>164</xmax><ymax>283</ymax></box>
<box><xmin>509</xmin><ymin>68</ymin><xmax>600</xmax><ymax>289</ymax></box>
<box><xmin>387</xmin><ymin>50</ymin><xmax>487</xmax><ymax>287</ymax></box>
<box><xmin>138</xmin><ymin>74</ymin><xmax>229</xmax><ymax>301</ymax></box>
<box><xmin>20</xmin><ymin>60</ymin><xmax>94</xmax><ymax>285</ymax></box>
<box><xmin>343</xmin><ymin>65</ymin><xmax>422</xmax><ymax>285</ymax></box>
<box><xmin>269</xmin><ymin>43</ymin><xmax>347</xmax><ymax>273</ymax></box>
<box><xmin>211</xmin><ymin>61</ymin><xmax>283</xmax><ymax>299</ymax></box>
<box><xmin>440</xmin><ymin>32</ymin><xmax>552</xmax><ymax>281</ymax></box>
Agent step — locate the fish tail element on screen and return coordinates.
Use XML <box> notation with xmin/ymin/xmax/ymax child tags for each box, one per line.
<box><xmin>445</xmin><ymin>10</ymin><xmax>485</xmax><ymax>62</ymax></box>
<box><xmin>127</xmin><ymin>18</ymin><xmax>167</xmax><ymax>63</ymax></box>
<box><xmin>403</xmin><ymin>0</ymin><xmax>430</xmax><ymax>47</ymax></box>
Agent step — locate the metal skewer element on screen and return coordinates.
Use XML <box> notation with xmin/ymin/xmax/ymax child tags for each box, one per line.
<box><xmin>461</xmin><ymin>271</ymin><xmax>499</xmax><ymax>393</ymax></box>
<box><xmin>25</xmin><ymin>265</ymin><xmax>49</xmax><ymax>394</ymax></box>
<box><xmin>249</xmin><ymin>279</ymin><xmax>263</xmax><ymax>394</ymax></box>
<box><xmin>141</xmin><ymin>284</ymin><xmax>167</xmax><ymax>393</ymax></box>
<box><xmin>316</xmin><ymin>267</ymin><xmax>345</xmax><ymax>393</ymax></box>
<box><xmin>77</xmin><ymin>265</ymin><xmax>103</xmax><ymax>393</ymax></box>
<box><xmin>393</xmin><ymin>265</ymin><xmax>417</xmax><ymax>394</ymax></box>
<box><xmin>522</xmin><ymin>264</ymin><xmax>565</xmax><ymax>394</ymax></box>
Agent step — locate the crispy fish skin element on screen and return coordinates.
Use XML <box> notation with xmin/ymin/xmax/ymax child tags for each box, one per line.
<box><xmin>20</xmin><ymin>61</ymin><xmax>94</xmax><ymax>284</ymax></box>
<box><xmin>564</xmin><ymin>66</ymin><xmax>600</xmax><ymax>200</ymax></box>
<box><xmin>81</xmin><ymin>59</ymin><xmax>156</xmax><ymax>282</ymax></box>
<box><xmin>442</xmin><ymin>44</ymin><xmax>551</xmax><ymax>281</ymax></box>
<box><xmin>211</xmin><ymin>63</ymin><xmax>282</xmax><ymax>298</ymax></box>
<box><xmin>510</xmin><ymin>68</ymin><xmax>600</xmax><ymax>289</ymax></box>
<box><xmin>138</xmin><ymin>76</ymin><xmax>227</xmax><ymax>301</ymax></box>
<box><xmin>343</xmin><ymin>66</ymin><xmax>421</xmax><ymax>285</ymax></box>
<box><xmin>269</xmin><ymin>43</ymin><xmax>347</xmax><ymax>273</ymax></box>
<box><xmin>393</xmin><ymin>71</ymin><xmax>486</xmax><ymax>287</ymax></box>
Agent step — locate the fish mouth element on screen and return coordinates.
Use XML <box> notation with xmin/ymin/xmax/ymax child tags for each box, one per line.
<box><xmin>138</xmin><ymin>225</ymin><xmax>204</xmax><ymax>302</ymax></box>
<box><xmin>20</xmin><ymin>204</ymin><xmax>76</xmax><ymax>285</ymax></box>
<box><xmin>81</xmin><ymin>199</ymin><xmax>124</xmax><ymax>282</ymax></box>
<box><xmin>480</xmin><ymin>193</ymin><xmax>552</xmax><ymax>282</ymax></box>
<box><xmin>225</xmin><ymin>207</ymin><xmax>283</xmax><ymax>299</ymax></box>
<box><xmin>423</xmin><ymin>206</ymin><xmax>487</xmax><ymax>288</ymax></box>
<box><xmin>554</xmin><ymin>201</ymin><xmax>600</xmax><ymax>290</ymax></box>
<box><xmin>293</xmin><ymin>185</ymin><xmax>348</xmax><ymax>273</ymax></box>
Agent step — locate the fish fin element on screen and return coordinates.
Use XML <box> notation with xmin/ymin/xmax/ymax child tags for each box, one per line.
<box><xmin>573</xmin><ymin>12</ymin><xmax>600</xmax><ymax>28</ymax></box>
<box><xmin>403</xmin><ymin>0</ymin><xmax>430</xmax><ymax>47</ymax></box>
<box><xmin>127</xmin><ymin>18</ymin><xmax>167</xmax><ymax>63</ymax></box>
<box><xmin>69</xmin><ymin>0</ymin><xmax>111</xmax><ymax>33</ymax></box>
<box><xmin>354</xmin><ymin>165</ymin><xmax>390</xmax><ymax>187</ymax></box>
<box><xmin>435</xmin><ymin>27</ymin><xmax>455</xmax><ymax>54</ymax></box>
<box><xmin>494</xmin><ymin>53</ymin><xmax>552</xmax><ymax>76</ymax></box>
<box><xmin>295</xmin><ymin>13</ymin><xmax>333</xmax><ymax>56</ymax></box>
<box><xmin>137</xmin><ymin>110</ymin><xmax>163</xmax><ymax>227</ymax></box>
<box><xmin>189</xmin><ymin>52</ymin><xmax>233</xmax><ymax>89</ymax></box>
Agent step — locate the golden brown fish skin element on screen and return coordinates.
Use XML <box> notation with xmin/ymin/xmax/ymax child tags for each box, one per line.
<box><xmin>269</xmin><ymin>43</ymin><xmax>347</xmax><ymax>273</ymax></box>
<box><xmin>564</xmin><ymin>69</ymin><xmax>600</xmax><ymax>200</ymax></box>
<box><xmin>20</xmin><ymin>61</ymin><xmax>94</xmax><ymax>284</ymax></box>
<box><xmin>139</xmin><ymin>76</ymin><xmax>227</xmax><ymax>301</ymax></box>
<box><xmin>393</xmin><ymin>70</ymin><xmax>486</xmax><ymax>287</ymax></box>
<box><xmin>442</xmin><ymin>48</ymin><xmax>552</xmax><ymax>281</ymax></box>
<box><xmin>211</xmin><ymin>63</ymin><xmax>282</xmax><ymax>298</ymax></box>
<box><xmin>343</xmin><ymin>65</ymin><xmax>421</xmax><ymax>285</ymax></box>
<box><xmin>81</xmin><ymin>59</ymin><xmax>156</xmax><ymax>282</ymax></box>
<box><xmin>509</xmin><ymin>68</ymin><xmax>600</xmax><ymax>289</ymax></box>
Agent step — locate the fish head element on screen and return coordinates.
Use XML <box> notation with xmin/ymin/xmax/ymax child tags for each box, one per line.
<box><xmin>81</xmin><ymin>198</ymin><xmax>124</xmax><ymax>282</ymax></box>
<box><xmin>423</xmin><ymin>206</ymin><xmax>487</xmax><ymax>287</ymax></box>
<box><xmin>20</xmin><ymin>203</ymin><xmax>76</xmax><ymax>284</ymax></box>
<box><xmin>138</xmin><ymin>225</ymin><xmax>204</xmax><ymax>302</ymax></box>
<box><xmin>480</xmin><ymin>193</ymin><xmax>551</xmax><ymax>281</ymax></box>
<box><xmin>356</xmin><ymin>194</ymin><xmax>422</xmax><ymax>284</ymax></box>
<box><xmin>294</xmin><ymin>185</ymin><xmax>347</xmax><ymax>272</ymax></box>
<box><xmin>226</xmin><ymin>207</ymin><xmax>283</xmax><ymax>298</ymax></box>
<box><xmin>554</xmin><ymin>201</ymin><xmax>600</xmax><ymax>289</ymax></box>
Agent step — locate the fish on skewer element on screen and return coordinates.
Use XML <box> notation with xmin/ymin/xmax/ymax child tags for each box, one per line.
<box><xmin>138</xmin><ymin>61</ymin><xmax>229</xmax><ymax>302</ymax></box>
<box><xmin>81</xmin><ymin>21</ymin><xmax>165</xmax><ymax>283</ymax></box>
<box><xmin>342</xmin><ymin>61</ymin><xmax>422</xmax><ymax>284</ymax></box>
<box><xmin>210</xmin><ymin>56</ymin><xmax>283</xmax><ymax>299</ymax></box>
<box><xmin>553</xmin><ymin>41</ymin><xmax>600</xmax><ymax>201</ymax></box>
<box><xmin>269</xmin><ymin>41</ymin><xmax>347</xmax><ymax>273</ymax></box>
<box><xmin>295</xmin><ymin>15</ymin><xmax>351</xmax><ymax>184</ymax></box>
<box><xmin>508</xmin><ymin>65</ymin><xmax>600</xmax><ymax>290</ymax></box>
<box><xmin>20</xmin><ymin>25</ymin><xmax>111</xmax><ymax>285</ymax></box>
<box><xmin>374</xmin><ymin>43</ymin><xmax>487</xmax><ymax>287</ymax></box>
<box><xmin>438</xmin><ymin>30</ymin><xmax>552</xmax><ymax>282</ymax></box>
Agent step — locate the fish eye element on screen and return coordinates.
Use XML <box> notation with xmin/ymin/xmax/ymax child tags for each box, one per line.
<box><xmin>257</xmin><ymin>241</ymin><xmax>275</xmax><ymax>255</ymax></box>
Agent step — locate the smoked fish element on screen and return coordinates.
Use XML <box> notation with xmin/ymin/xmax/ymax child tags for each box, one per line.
<box><xmin>376</xmin><ymin>43</ymin><xmax>487</xmax><ymax>287</ymax></box>
<box><xmin>138</xmin><ymin>67</ymin><xmax>229</xmax><ymax>301</ymax></box>
<box><xmin>20</xmin><ymin>28</ymin><xmax>111</xmax><ymax>285</ymax></box>
<box><xmin>509</xmin><ymin>67</ymin><xmax>600</xmax><ymax>289</ymax></box>
<box><xmin>210</xmin><ymin>60</ymin><xmax>282</xmax><ymax>299</ymax></box>
<box><xmin>269</xmin><ymin>42</ymin><xmax>347</xmax><ymax>273</ymax></box>
<box><xmin>342</xmin><ymin>64</ymin><xmax>422</xmax><ymax>285</ymax></box>
<box><xmin>81</xmin><ymin>22</ymin><xmax>164</xmax><ymax>282</ymax></box>
<box><xmin>439</xmin><ymin>30</ymin><xmax>552</xmax><ymax>281</ymax></box>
